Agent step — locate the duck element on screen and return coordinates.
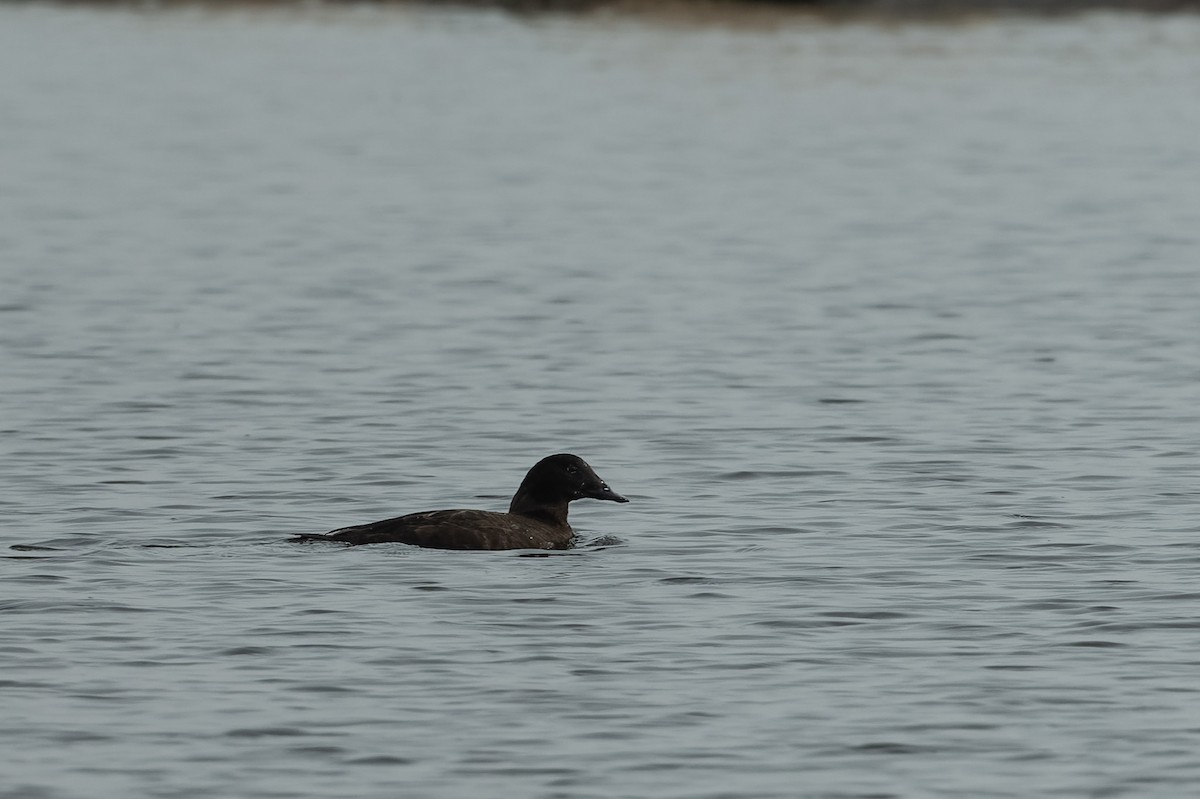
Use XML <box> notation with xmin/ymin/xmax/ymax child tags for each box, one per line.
<box><xmin>290</xmin><ymin>453</ymin><xmax>628</xmax><ymax>550</ymax></box>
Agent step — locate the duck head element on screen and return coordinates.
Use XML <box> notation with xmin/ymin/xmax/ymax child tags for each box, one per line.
<box><xmin>509</xmin><ymin>453</ymin><xmax>628</xmax><ymax>518</ymax></box>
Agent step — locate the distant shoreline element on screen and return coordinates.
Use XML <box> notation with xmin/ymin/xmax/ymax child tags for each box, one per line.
<box><xmin>28</xmin><ymin>0</ymin><xmax>1200</xmax><ymax>15</ymax></box>
<box><xmin>497</xmin><ymin>0</ymin><xmax>1200</xmax><ymax>12</ymax></box>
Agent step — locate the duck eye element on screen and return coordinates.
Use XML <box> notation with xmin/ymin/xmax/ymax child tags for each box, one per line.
<box><xmin>565</xmin><ymin>465</ymin><xmax>579</xmax><ymax>475</ymax></box>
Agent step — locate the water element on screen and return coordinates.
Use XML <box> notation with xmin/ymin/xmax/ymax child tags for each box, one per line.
<box><xmin>3</xmin><ymin>4</ymin><xmax>1200</xmax><ymax>797</ymax></box>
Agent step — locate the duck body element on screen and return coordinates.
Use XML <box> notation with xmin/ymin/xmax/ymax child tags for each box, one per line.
<box><xmin>291</xmin><ymin>453</ymin><xmax>627</xmax><ymax>551</ymax></box>
<box><xmin>307</xmin><ymin>508</ymin><xmax>574</xmax><ymax>550</ymax></box>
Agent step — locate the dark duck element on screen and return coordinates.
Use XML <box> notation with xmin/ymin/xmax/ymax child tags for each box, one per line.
<box><xmin>291</xmin><ymin>454</ymin><xmax>628</xmax><ymax>550</ymax></box>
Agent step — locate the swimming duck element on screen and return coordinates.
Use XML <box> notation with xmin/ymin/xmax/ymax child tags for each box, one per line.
<box><xmin>290</xmin><ymin>453</ymin><xmax>628</xmax><ymax>550</ymax></box>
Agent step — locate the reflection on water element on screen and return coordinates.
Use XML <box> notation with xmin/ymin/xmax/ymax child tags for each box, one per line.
<box><xmin>2</xmin><ymin>5</ymin><xmax>1200</xmax><ymax>799</ymax></box>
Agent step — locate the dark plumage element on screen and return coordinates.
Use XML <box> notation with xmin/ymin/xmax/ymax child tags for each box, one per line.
<box><xmin>290</xmin><ymin>454</ymin><xmax>628</xmax><ymax>550</ymax></box>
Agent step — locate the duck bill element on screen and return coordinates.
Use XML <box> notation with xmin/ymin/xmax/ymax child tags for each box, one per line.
<box><xmin>586</xmin><ymin>482</ymin><xmax>629</xmax><ymax>503</ymax></box>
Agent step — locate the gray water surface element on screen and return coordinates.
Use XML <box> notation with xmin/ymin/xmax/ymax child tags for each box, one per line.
<box><xmin>3</xmin><ymin>5</ymin><xmax>1200</xmax><ymax>798</ymax></box>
